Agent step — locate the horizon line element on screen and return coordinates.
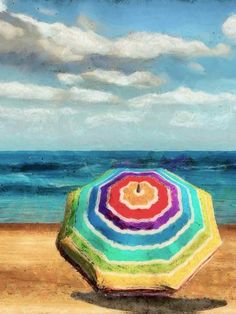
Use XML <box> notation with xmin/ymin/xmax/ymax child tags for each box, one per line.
<box><xmin>0</xmin><ymin>150</ymin><xmax>235</xmax><ymax>153</ymax></box>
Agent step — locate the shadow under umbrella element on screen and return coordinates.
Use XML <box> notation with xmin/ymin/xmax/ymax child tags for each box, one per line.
<box><xmin>71</xmin><ymin>291</ymin><xmax>227</xmax><ymax>314</ymax></box>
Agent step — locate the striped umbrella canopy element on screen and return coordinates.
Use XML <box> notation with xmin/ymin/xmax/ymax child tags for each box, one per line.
<box><xmin>57</xmin><ymin>168</ymin><xmax>221</xmax><ymax>294</ymax></box>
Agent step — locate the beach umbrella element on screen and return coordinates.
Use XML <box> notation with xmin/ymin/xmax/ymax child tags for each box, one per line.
<box><xmin>57</xmin><ymin>168</ymin><xmax>221</xmax><ymax>294</ymax></box>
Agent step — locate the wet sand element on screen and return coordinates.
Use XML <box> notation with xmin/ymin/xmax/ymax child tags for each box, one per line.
<box><xmin>0</xmin><ymin>224</ymin><xmax>235</xmax><ymax>314</ymax></box>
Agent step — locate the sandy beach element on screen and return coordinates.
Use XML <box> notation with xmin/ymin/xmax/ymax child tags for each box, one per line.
<box><xmin>0</xmin><ymin>224</ymin><xmax>235</xmax><ymax>314</ymax></box>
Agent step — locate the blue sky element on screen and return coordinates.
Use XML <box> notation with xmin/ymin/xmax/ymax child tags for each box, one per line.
<box><xmin>0</xmin><ymin>0</ymin><xmax>236</xmax><ymax>150</ymax></box>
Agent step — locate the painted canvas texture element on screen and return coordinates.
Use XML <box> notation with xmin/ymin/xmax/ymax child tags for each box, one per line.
<box><xmin>0</xmin><ymin>0</ymin><xmax>236</xmax><ymax>312</ymax></box>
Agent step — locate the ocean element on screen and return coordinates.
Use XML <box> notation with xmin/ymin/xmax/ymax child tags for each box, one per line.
<box><xmin>0</xmin><ymin>151</ymin><xmax>235</xmax><ymax>224</ymax></box>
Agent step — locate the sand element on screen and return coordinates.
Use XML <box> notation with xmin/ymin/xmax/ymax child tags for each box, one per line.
<box><xmin>0</xmin><ymin>224</ymin><xmax>235</xmax><ymax>314</ymax></box>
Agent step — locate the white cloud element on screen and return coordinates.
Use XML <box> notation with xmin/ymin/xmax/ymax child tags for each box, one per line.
<box><xmin>56</xmin><ymin>73</ymin><xmax>117</xmax><ymax>102</ymax></box>
<box><xmin>0</xmin><ymin>14</ymin><xmax>80</xmax><ymax>62</ymax></box>
<box><xmin>0</xmin><ymin>106</ymin><xmax>54</xmax><ymax>122</ymax></box>
<box><xmin>37</xmin><ymin>7</ymin><xmax>57</xmax><ymax>16</ymax></box>
<box><xmin>0</xmin><ymin>81</ymin><xmax>64</xmax><ymax>101</ymax></box>
<box><xmin>0</xmin><ymin>0</ymin><xmax>6</xmax><ymax>12</ymax></box>
<box><xmin>57</xmin><ymin>73</ymin><xmax>84</xmax><ymax>85</ymax></box>
<box><xmin>70</xmin><ymin>86</ymin><xmax>118</xmax><ymax>103</ymax></box>
<box><xmin>128</xmin><ymin>87</ymin><xmax>236</xmax><ymax>108</ymax></box>
<box><xmin>187</xmin><ymin>62</ymin><xmax>205</xmax><ymax>74</ymax></box>
<box><xmin>0</xmin><ymin>12</ymin><xmax>231</xmax><ymax>65</ymax></box>
<box><xmin>0</xmin><ymin>81</ymin><xmax>118</xmax><ymax>103</ymax></box>
<box><xmin>9</xmin><ymin>13</ymin><xmax>111</xmax><ymax>62</ymax></box>
<box><xmin>222</xmin><ymin>14</ymin><xmax>236</xmax><ymax>40</ymax></box>
<box><xmin>0</xmin><ymin>20</ymin><xmax>24</xmax><ymax>40</ymax></box>
<box><xmin>112</xmin><ymin>32</ymin><xmax>230</xmax><ymax>59</ymax></box>
<box><xmin>85</xmin><ymin>112</ymin><xmax>142</xmax><ymax>128</ymax></box>
<box><xmin>1</xmin><ymin>81</ymin><xmax>236</xmax><ymax>115</ymax></box>
<box><xmin>82</xmin><ymin>69</ymin><xmax>165</xmax><ymax>88</ymax></box>
<box><xmin>170</xmin><ymin>110</ymin><xmax>233</xmax><ymax>129</ymax></box>
<box><xmin>0</xmin><ymin>105</ymin><xmax>78</xmax><ymax>135</ymax></box>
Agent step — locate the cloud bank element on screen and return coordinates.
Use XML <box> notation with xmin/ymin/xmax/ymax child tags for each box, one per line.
<box><xmin>0</xmin><ymin>11</ymin><xmax>231</xmax><ymax>67</ymax></box>
<box><xmin>128</xmin><ymin>87</ymin><xmax>236</xmax><ymax>108</ymax></box>
<box><xmin>0</xmin><ymin>3</ymin><xmax>235</xmax><ymax>150</ymax></box>
<box><xmin>170</xmin><ymin>110</ymin><xmax>233</xmax><ymax>129</ymax></box>
<box><xmin>0</xmin><ymin>81</ymin><xmax>118</xmax><ymax>103</ymax></box>
<box><xmin>82</xmin><ymin>69</ymin><xmax>165</xmax><ymax>88</ymax></box>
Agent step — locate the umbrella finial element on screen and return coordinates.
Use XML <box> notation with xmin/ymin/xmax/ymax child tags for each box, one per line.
<box><xmin>136</xmin><ymin>183</ymin><xmax>141</xmax><ymax>193</ymax></box>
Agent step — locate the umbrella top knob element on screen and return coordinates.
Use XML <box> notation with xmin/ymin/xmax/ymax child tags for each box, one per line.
<box><xmin>136</xmin><ymin>183</ymin><xmax>141</xmax><ymax>193</ymax></box>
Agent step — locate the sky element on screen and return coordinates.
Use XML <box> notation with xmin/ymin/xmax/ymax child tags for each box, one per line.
<box><xmin>0</xmin><ymin>0</ymin><xmax>236</xmax><ymax>150</ymax></box>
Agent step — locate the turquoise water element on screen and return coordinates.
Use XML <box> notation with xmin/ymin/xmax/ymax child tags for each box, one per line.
<box><xmin>0</xmin><ymin>151</ymin><xmax>235</xmax><ymax>224</ymax></box>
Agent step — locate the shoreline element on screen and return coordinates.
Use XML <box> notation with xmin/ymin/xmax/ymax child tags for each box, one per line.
<box><xmin>0</xmin><ymin>224</ymin><xmax>235</xmax><ymax>313</ymax></box>
<box><xmin>1</xmin><ymin>222</ymin><xmax>235</xmax><ymax>228</ymax></box>
<box><xmin>0</xmin><ymin>222</ymin><xmax>61</xmax><ymax>231</ymax></box>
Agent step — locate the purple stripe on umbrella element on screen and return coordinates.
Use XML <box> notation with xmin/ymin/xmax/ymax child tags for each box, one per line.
<box><xmin>96</xmin><ymin>171</ymin><xmax>180</xmax><ymax>231</ymax></box>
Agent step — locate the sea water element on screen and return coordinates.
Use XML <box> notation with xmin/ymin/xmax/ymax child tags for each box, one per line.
<box><xmin>0</xmin><ymin>151</ymin><xmax>235</xmax><ymax>224</ymax></box>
